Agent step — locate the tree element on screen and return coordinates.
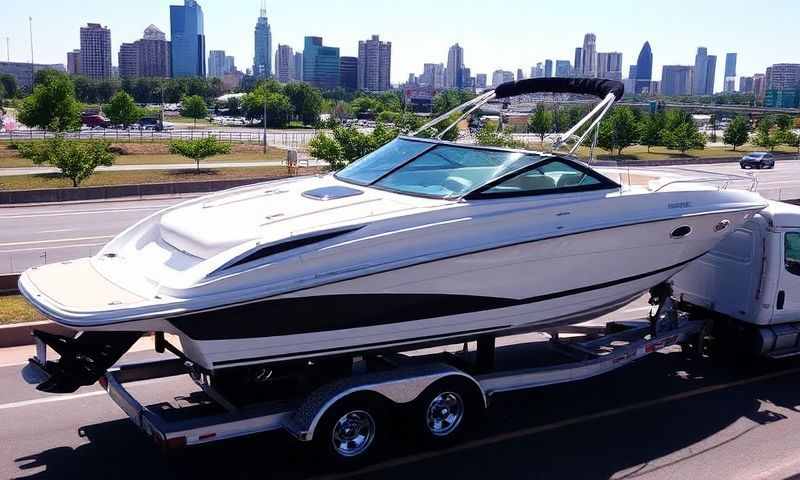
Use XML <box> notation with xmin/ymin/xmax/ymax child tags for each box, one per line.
<box><xmin>432</xmin><ymin>90</ymin><xmax>475</xmax><ymax>115</ymax></box>
<box><xmin>783</xmin><ymin>130</ymin><xmax>800</xmax><ymax>155</ymax></box>
<box><xmin>17</xmin><ymin>136</ymin><xmax>115</xmax><ymax>187</ymax></box>
<box><xmin>308</xmin><ymin>132</ymin><xmax>345</xmax><ymax>169</ymax></box>
<box><xmin>308</xmin><ymin>124</ymin><xmax>399</xmax><ymax>170</ymax></box>
<box><xmin>169</xmin><ymin>136</ymin><xmax>232</xmax><ymax>171</ymax></box>
<box><xmin>723</xmin><ymin>116</ymin><xmax>749</xmax><ymax>151</ymax></box>
<box><xmin>639</xmin><ymin>112</ymin><xmax>664</xmax><ymax>152</ymax></box>
<box><xmin>662</xmin><ymin>122</ymin><xmax>706</xmax><ymax>153</ymax></box>
<box><xmin>475</xmin><ymin>123</ymin><xmax>524</xmax><ymax>148</ymax></box>
<box><xmin>753</xmin><ymin>118</ymin><xmax>779</xmax><ymax>151</ymax></box>
<box><xmin>226</xmin><ymin>96</ymin><xmax>241</xmax><ymax>116</ymax></box>
<box><xmin>180</xmin><ymin>95</ymin><xmax>208</xmax><ymax>128</ymax></box>
<box><xmin>0</xmin><ymin>74</ymin><xmax>18</xmax><ymax>98</ymax></box>
<box><xmin>241</xmin><ymin>87</ymin><xmax>294</xmax><ymax>128</ymax></box>
<box><xmin>528</xmin><ymin>105</ymin><xmax>553</xmax><ymax>143</ymax></box>
<box><xmin>283</xmin><ymin>82</ymin><xmax>323</xmax><ymax>125</ymax></box>
<box><xmin>18</xmin><ymin>72</ymin><xmax>82</xmax><ymax>131</ymax></box>
<box><xmin>597</xmin><ymin>107</ymin><xmax>639</xmax><ymax>155</ymax></box>
<box><xmin>104</xmin><ymin>91</ymin><xmax>143</xmax><ymax>128</ymax></box>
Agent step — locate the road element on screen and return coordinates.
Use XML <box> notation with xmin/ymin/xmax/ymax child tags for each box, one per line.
<box><xmin>3</xmin><ymin>301</ymin><xmax>800</xmax><ymax>479</ymax></box>
<box><xmin>3</xmin><ymin>158</ymin><xmax>800</xmax><ymax>274</ymax></box>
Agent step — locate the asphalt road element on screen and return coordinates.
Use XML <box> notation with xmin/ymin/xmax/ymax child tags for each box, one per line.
<box><xmin>3</xmin><ymin>158</ymin><xmax>800</xmax><ymax>274</ymax></box>
<box><xmin>3</xmin><ymin>303</ymin><xmax>800</xmax><ymax>479</ymax></box>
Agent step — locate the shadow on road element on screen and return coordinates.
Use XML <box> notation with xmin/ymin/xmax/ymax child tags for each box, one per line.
<box><xmin>12</xmin><ymin>350</ymin><xmax>800</xmax><ymax>480</ymax></box>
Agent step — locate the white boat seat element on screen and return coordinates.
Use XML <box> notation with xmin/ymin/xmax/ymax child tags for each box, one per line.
<box><xmin>557</xmin><ymin>172</ymin><xmax>582</xmax><ymax>188</ymax></box>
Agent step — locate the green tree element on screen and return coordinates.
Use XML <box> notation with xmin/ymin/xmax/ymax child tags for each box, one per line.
<box><xmin>226</xmin><ymin>96</ymin><xmax>241</xmax><ymax>116</ymax></box>
<box><xmin>639</xmin><ymin>112</ymin><xmax>664</xmax><ymax>152</ymax></box>
<box><xmin>662</xmin><ymin>122</ymin><xmax>706</xmax><ymax>153</ymax></box>
<box><xmin>476</xmin><ymin>123</ymin><xmax>524</xmax><ymax>148</ymax></box>
<box><xmin>180</xmin><ymin>95</ymin><xmax>209</xmax><ymax>127</ymax></box>
<box><xmin>308</xmin><ymin>132</ymin><xmax>345</xmax><ymax>169</ymax></box>
<box><xmin>17</xmin><ymin>136</ymin><xmax>115</xmax><ymax>187</ymax></box>
<box><xmin>753</xmin><ymin>118</ymin><xmax>779</xmax><ymax>151</ymax></box>
<box><xmin>283</xmin><ymin>82</ymin><xmax>324</xmax><ymax>125</ymax></box>
<box><xmin>350</xmin><ymin>96</ymin><xmax>379</xmax><ymax>115</ymax></box>
<box><xmin>783</xmin><ymin>129</ymin><xmax>800</xmax><ymax>155</ymax></box>
<box><xmin>241</xmin><ymin>87</ymin><xmax>294</xmax><ymax>128</ymax></box>
<box><xmin>309</xmin><ymin>124</ymin><xmax>399</xmax><ymax>170</ymax></box>
<box><xmin>169</xmin><ymin>136</ymin><xmax>232</xmax><ymax>171</ymax></box>
<box><xmin>432</xmin><ymin>90</ymin><xmax>475</xmax><ymax>115</ymax></box>
<box><xmin>18</xmin><ymin>72</ymin><xmax>82</xmax><ymax>131</ymax></box>
<box><xmin>597</xmin><ymin>107</ymin><xmax>639</xmax><ymax>155</ymax></box>
<box><xmin>527</xmin><ymin>105</ymin><xmax>553</xmax><ymax>143</ymax></box>
<box><xmin>0</xmin><ymin>74</ymin><xmax>18</xmax><ymax>98</ymax></box>
<box><xmin>104</xmin><ymin>91</ymin><xmax>143</xmax><ymax>128</ymax></box>
<box><xmin>723</xmin><ymin>116</ymin><xmax>749</xmax><ymax>151</ymax></box>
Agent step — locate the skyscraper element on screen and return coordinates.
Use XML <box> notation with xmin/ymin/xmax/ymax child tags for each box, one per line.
<box><xmin>530</xmin><ymin>63</ymin><xmax>544</xmax><ymax>78</ymax></box>
<box><xmin>544</xmin><ymin>60</ymin><xmax>553</xmax><ymax>78</ymax></box>
<box><xmin>118</xmin><ymin>43</ymin><xmax>139</xmax><ymax>78</ymax></box>
<box><xmin>475</xmin><ymin>73</ymin><xmax>487</xmax><ymax>89</ymax></box>
<box><xmin>139</xmin><ymin>25</ymin><xmax>171</xmax><ymax>78</ymax></box>
<box><xmin>446</xmin><ymin>44</ymin><xmax>464</xmax><ymax>89</ymax></box>
<box><xmin>421</xmin><ymin>63</ymin><xmax>444</xmax><ymax>88</ymax></box>
<box><xmin>208</xmin><ymin>50</ymin><xmax>226</xmax><ymax>78</ymax></box>
<box><xmin>581</xmin><ymin>33</ymin><xmax>597</xmax><ymax>77</ymax></box>
<box><xmin>170</xmin><ymin>0</ymin><xmax>205</xmax><ymax>77</ymax></box>
<box><xmin>597</xmin><ymin>52</ymin><xmax>622</xmax><ymax>81</ymax></box>
<box><xmin>634</xmin><ymin>42</ymin><xmax>652</xmax><ymax>94</ymax></box>
<box><xmin>253</xmin><ymin>4</ymin><xmax>272</xmax><ymax>78</ymax></box>
<box><xmin>67</xmin><ymin>50</ymin><xmax>81</xmax><ymax>75</ymax></box>
<box><xmin>275</xmin><ymin>45</ymin><xmax>294</xmax><ymax>83</ymax></box>
<box><xmin>79</xmin><ymin>23</ymin><xmax>112</xmax><ymax>79</ymax></box>
<box><xmin>303</xmin><ymin>36</ymin><xmax>339</xmax><ymax>90</ymax></box>
<box><xmin>340</xmin><ymin>56</ymin><xmax>358</xmax><ymax>91</ymax></box>
<box><xmin>573</xmin><ymin>48</ymin><xmax>583</xmax><ymax>76</ymax></box>
<box><xmin>555</xmin><ymin>60</ymin><xmax>571</xmax><ymax>77</ymax></box>
<box><xmin>724</xmin><ymin>53</ymin><xmax>737</xmax><ymax>92</ymax></box>
<box><xmin>764</xmin><ymin>63</ymin><xmax>800</xmax><ymax>107</ymax></box>
<box><xmin>293</xmin><ymin>52</ymin><xmax>303</xmax><ymax>82</ymax></box>
<box><xmin>224</xmin><ymin>56</ymin><xmax>235</xmax><ymax>74</ymax></box>
<box><xmin>517</xmin><ymin>68</ymin><xmax>525</xmax><ymax>81</ymax></box>
<box><xmin>692</xmin><ymin>47</ymin><xmax>714</xmax><ymax>95</ymax></box>
<box><xmin>357</xmin><ymin>35</ymin><xmax>391</xmax><ymax>92</ymax></box>
<box><xmin>492</xmin><ymin>70</ymin><xmax>513</xmax><ymax>87</ymax></box>
<box><xmin>660</xmin><ymin>65</ymin><xmax>694</xmax><ymax>96</ymax></box>
<box><xmin>704</xmin><ymin>55</ymin><xmax>717</xmax><ymax>95</ymax></box>
<box><xmin>753</xmin><ymin>73</ymin><xmax>767</xmax><ymax>100</ymax></box>
<box><xmin>739</xmin><ymin>76</ymin><xmax>754</xmax><ymax>94</ymax></box>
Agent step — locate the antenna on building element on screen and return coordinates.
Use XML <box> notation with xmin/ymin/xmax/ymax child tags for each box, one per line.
<box><xmin>260</xmin><ymin>0</ymin><xmax>267</xmax><ymax>17</ymax></box>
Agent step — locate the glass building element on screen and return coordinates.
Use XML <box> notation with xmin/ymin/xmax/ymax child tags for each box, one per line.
<box><xmin>170</xmin><ymin>0</ymin><xmax>205</xmax><ymax>78</ymax></box>
<box><xmin>303</xmin><ymin>36</ymin><xmax>340</xmax><ymax>90</ymax></box>
<box><xmin>253</xmin><ymin>6</ymin><xmax>272</xmax><ymax>78</ymax></box>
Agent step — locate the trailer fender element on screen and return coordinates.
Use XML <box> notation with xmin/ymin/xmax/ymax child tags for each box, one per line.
<box><xmin>285</xmin><ymin>363</ymin><xmax>484</xmax><ymax>441</ymax></box>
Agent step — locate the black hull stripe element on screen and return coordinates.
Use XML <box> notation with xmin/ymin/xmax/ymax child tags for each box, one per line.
<box><xmin>171</xmin><ymin>252</ymin><xmax>707</xmax><ymax>342</ymax></box>
<box><xmin>212</xmin><ymin>325</ymin><xmax>510</xmax><ymax>366</ymax></box>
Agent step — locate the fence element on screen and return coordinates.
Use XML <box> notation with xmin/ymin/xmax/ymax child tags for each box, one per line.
<box><xmin>0</xmin><ymin>128</ymin><xmax>319</xmax><ymax>150</ymax></box>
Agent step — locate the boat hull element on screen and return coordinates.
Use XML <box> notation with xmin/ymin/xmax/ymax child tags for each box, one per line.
<box><xmin>171</xmin><ymin>209</ymin><xmax>751</xmax><ymax>369</ymax></box>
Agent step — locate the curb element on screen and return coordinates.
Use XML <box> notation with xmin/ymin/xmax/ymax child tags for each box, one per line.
<box><xmin>0</xmin><ymin>321</ymin><xmax>76</xmax><ymax>349</ymax></box>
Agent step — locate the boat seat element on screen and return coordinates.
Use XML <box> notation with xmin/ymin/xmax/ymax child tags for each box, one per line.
<box><xmin>557</xmin><ymin>172</ymin><xmax>582</xmax><ymax>188</ymax></box>
<box><xmin>518</xmin><ymin>174</ymin><xmax>556</xmax><ymax>192</ymax></box>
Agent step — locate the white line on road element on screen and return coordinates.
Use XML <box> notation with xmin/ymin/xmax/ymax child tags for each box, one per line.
<box><xmin>37</xmin><ymin>228</ymin><xmax>76</xmax><ymax>234</ymax></box>
<box><xmin>0</xmin><ymin>242</ymin><xmax>107</xmax><ymax>254</ymax></box>
<box><xmin>0</xmin><ymin>235</ymin><xmax>113</xmax><ymax>248</ymax></box>
<box><xmin>0</xmin><ymin>377</ymin><xmax>172</xmax><ymax>411</ymax></box>
<box><xmin>623</xmin><ymin>306</ymin><xmax>653</xmax><ymax>313</ymax></box>
<box><xmin>0</xmin><ymin>206</ymin><xmax>168</xmax><ymax>220</ymax></box>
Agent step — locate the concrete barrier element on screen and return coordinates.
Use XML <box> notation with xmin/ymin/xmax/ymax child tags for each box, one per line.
<box><xmin>0</xmin><ymin>274</ymin><xmax>20</xmax><ymax>294</ymax></box>
<box><xmin>0</xmin><ymin>176</ymin><xmax>289</xmax><ymax>205</ymax></box>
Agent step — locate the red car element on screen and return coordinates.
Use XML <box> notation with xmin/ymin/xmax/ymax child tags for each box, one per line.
<box><xmin>81</xmin><ymin>114</ymin><xmax>111</xmax><ymax>129</ymax></box>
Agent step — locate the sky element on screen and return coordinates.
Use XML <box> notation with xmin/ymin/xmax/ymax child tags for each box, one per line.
<box><xmin>1</xmin><ymin>0</ymin><xmax>798</xmax><ymax>92</ymax></box>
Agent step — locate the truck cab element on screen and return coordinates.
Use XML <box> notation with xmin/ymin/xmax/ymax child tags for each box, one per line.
<box><xmin>672</xmin><ymin>201</ymin><xmax>800</xmax><ymax>356</ymax></box>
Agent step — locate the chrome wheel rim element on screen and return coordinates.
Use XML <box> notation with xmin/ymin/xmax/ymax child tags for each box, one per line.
<box><xmin>426</xmin><ymin>392</ymin><xmax>464</xmax><ymax>437</ymax></box>
<box><xmin>331</xmin><ymin>410</ymin><xmax>375</xmax><ymax>457</ymax></box>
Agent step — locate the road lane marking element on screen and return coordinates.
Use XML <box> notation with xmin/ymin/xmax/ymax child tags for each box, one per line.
<box><xmin>37</xmin><ymin>229</ymin><xmax>76</xmax><ymax>234</ymax></box>
<box><xmin>0</xmin><ymin>235</ymin><xmax>113</xmax><ymax>247</ymax></box>
<box><xmin>314</xmin><ymin>365</ymin><xmax>800</xmax><ymax>480</ymax></box>
<box><xmin>0</xmin><ymin>206</ymin><xmax>169</xmax><ymax>220</ymax></box>
<box><xmin>623</xmin><ymin>306</ymin><xmax>652</xmax><ymax>313</ymax></box>
<box><xmin>0</xmin><ymin>242</ymin><xmax>107</xmax><ymax>254</ymax></box>
<box><xmin>0</xmin><ymin>377</ymin><xmax>172</xmax><ymax>411</ymax></box>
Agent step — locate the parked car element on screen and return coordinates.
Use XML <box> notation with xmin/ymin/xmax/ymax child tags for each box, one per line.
<box><xmin>137</xmin><ymin>117</ymin><xmax>165</xmax><ymax>131</ymax></box>
<box><xmin>81</xmin><ymin>114</ymin><xmax>111</xmax><ymax>129</ymax></box>
<box><xmin>740</xmin><ymin>152</ymin><xmax>775</xmax><ymax>169</ymax></box>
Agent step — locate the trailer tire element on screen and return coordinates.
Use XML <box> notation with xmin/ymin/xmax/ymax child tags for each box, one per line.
<box><xmin>313</xmin><ymin>393</ymin><xmax>388</xmax><ymax>467</ymax></box>
<box><xmin>414</xmin><ymin>376</ymin><xmax>484</xmax><ymax>446</ymax></box>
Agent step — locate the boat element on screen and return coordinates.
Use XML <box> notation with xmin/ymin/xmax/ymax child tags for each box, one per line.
<box><xmin>19</xmin><ymin>78</ymin><xmax>767</xmax><ymax>393</ymax></box>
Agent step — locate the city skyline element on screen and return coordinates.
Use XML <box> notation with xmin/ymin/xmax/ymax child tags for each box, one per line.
<box><xmin>0</xmin><ymin>0</ymin><xmax>798</xmax><ymax>90</ymax></box>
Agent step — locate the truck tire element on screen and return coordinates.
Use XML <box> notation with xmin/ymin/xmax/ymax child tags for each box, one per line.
<box><xmin>313</xmin><ymin>394</ymin><xmax>387</xmax><ymax>467</ymax></box>
<box><xmin>414</xmin><ymin>376</ymin><xmax>484</xmax><ymax>446</ymax></box>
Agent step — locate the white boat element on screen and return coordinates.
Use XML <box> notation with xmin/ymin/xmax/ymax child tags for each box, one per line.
<box><xmin>19</xmin><ymin>78</ymin><xmax>767</xmax><ymax>393</ymax></box>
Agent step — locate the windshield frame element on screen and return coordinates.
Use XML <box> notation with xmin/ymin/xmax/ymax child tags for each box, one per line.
<box><xmin>334</xmin><ymin>136</ymin><xmax>619</xmax><ymax>200</ymax></box>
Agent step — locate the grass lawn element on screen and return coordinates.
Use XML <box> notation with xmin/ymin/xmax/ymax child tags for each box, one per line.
<box><xmin>0</xmin><ymin>166</ymin><xmax>323</xmax><ymax>191</ymax></box>
<box><xmin>0</xmin><ymin>295</ymin><xmax>45</xmax><ymax>325</ymax></box>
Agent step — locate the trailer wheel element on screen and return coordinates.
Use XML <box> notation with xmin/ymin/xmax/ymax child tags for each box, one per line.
<box><xmin>415</xmin><ymin>377</ymin><xmax>484</xmax><ymax>445</ymax></box>
<box><xmin>313</xmin><ymin>394</ymin><xmax>386</xmax><ymax>466</ymax></box>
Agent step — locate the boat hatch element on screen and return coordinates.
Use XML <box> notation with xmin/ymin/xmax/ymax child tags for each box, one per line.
<box><xmin>302</xmin><ymin>186</ymin><xmax>364</xmax><ymax>201</ymax></box>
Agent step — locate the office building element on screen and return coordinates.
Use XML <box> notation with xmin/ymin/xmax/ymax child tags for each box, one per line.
<box><xmin>253</xmin><ymin>4</ymin><xmax>272</xmax><ymax>78</ymax></box>
<box><xmin>574</xmin><ymin>47</ymin><xmax>583</xmax><ymax>76</ymax></box>
<box><xmin>357</xmin><ymin>35</ymin><xmax>391</xmax><ymax>92</ymax></box>
<box><xmin>275</xmin><ymin>45</ymin><xmax>294</xmax><ymax>83</ymax></box>
<box><xmin>581</xmin><ymin>33</ymin><xmax>597</xmax><ymax>77</ymax></box>
<box><xmin>170</xmin><ymin>0</ymin><xmax>205</xmax><ymax>77</ymax></box>
<box><xmin>0</xmin><ymin>61</ymin><xmax>65</xmax><ymax>90</ymax></box>
<box><xmin>224</xmin><ymin>56</ymin><xmax>235</xmax><ymax>74</ymax></box>
<box><xmin>739</xmin><ymin>76</ymin><xmax>754</xmax><ymax>94</ymax></box>
<box><xmin>693</xmin><ymin>47</ymin><xmax>717</xmax><ymax>95</ymax></box>
<box><xmin>303</xmin><ymin>36</ymin><xmax>339</xmax><ymax>90</ymax></box>
<box><xmin>208</xmin><ymin>50</ymin><xmax>226</xmax><ymax>78</ymax></box>
<box><xmin>420</xmin><ymin>63</ymin><xmax>445</xmax><ymax>89</ymax></box>
<box><xmin>544</xmin><ymin>59</ymin><xmax>553</xmax><ymax>78</ymax></box>
<box><xmin>475</xmin><ymin>73</ymin><xmax>487</xmax><ymax>89</ymax></box>
<box><xmin>764</xmin><ymin>63</ymin><xmax>800</xmax><ymax>107</ymax></box>
<box><xmin>634</xmin><ymin>42</ymin><xmax>652</xmax><ymax>94</ymax></box>
<box><xmin>492</xmin><ymin>70</ymin><xmax>513</xmax><ymax>87</ymax></box>
<box><xmin>753</xmin><ymin>73</ymin><xmax>767</xmax><ymax>100</ymax></box>
<box><xmin>660</xmin><ymin>65</ymin><xmax>694</xmax><ymax>96</ymax></box>
<box><xmin>340</xmin><ymin>56</ymin><xmax>358</xmax><ymax>91</ymax></box>
<box><xmin>597</xmin><ymin>52</ymin><xmax>622</xmax><ymax>81</ymax></box>
<box><xmin>724</xmin><ymin>53</ymin><xmax>737</xmax><ymax>92</ymax></box>
<box><xmin>446</xmin><ymin>43</ymin><xmax>464</xmax><ymax>88</ymax></box>
<box><xmin>293</xmin><ymin>52</ymin><xmax>303</xmax><ymax>82</ymax></box>
<box><xmin>517</xmin><ymin>68</ymin><xmax>525</xmax><ymax>81</ymax></box>
<box><xmin>555</xmin><ymin>60</ymin><xmax>571</xmax><ymax>77</ymax></box>
<box><xmin>118</xmin><ymin>43</ymin><xmax>139</xmax><ymax>78</ymax></box>
<box><xmin>530</xmin><ymin>63</ymin><xmax>544</xmax><ymax>78</ymax></box>
<box><xmin>138</xmin><ymin>25</ymin><xmax>171</xmax><ymax>77</ymax></box>
<box><xmin>67</xmin><ymin>50</ymin><xmax>81</xmax><ymax>75</ymax></box>
<box><xmin>79</xmin><ymin>23</ymin><xmax>112</xmax><ymax>79</ymax></box>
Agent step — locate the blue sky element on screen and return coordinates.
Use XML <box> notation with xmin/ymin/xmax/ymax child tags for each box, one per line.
<box><xmin>2</xmin><ymin>0</ymin><xmax>797</xmax><ymax>90</ymax></box>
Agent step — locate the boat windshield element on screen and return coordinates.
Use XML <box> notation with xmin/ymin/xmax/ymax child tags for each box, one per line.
<box><xmin>336</xmin><ymin>138</ymin><xmax>546</xmax><ymax>199</ymax></box>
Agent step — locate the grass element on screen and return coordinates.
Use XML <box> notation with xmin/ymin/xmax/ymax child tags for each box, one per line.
<box><xmin>0</xmin><ymin>166</ymin><xmax>323</xmax><ymax>191</ymax></box>
<box><xmin>0</xmin><ymin>295</ymin><xmax>45</xmax><ymax>325</ymax></box>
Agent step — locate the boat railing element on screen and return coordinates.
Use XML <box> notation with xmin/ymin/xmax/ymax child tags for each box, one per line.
<box><xmin>600</xmin><ymin>166</ymin><xmax>759</xmax><ymax>193</ymax></box>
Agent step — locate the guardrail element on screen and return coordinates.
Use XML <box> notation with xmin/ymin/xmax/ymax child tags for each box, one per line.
<box><xmin>0</xmin><ymin>128</ymin><xmax>319</xmax><ymax>149</ymax></box>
